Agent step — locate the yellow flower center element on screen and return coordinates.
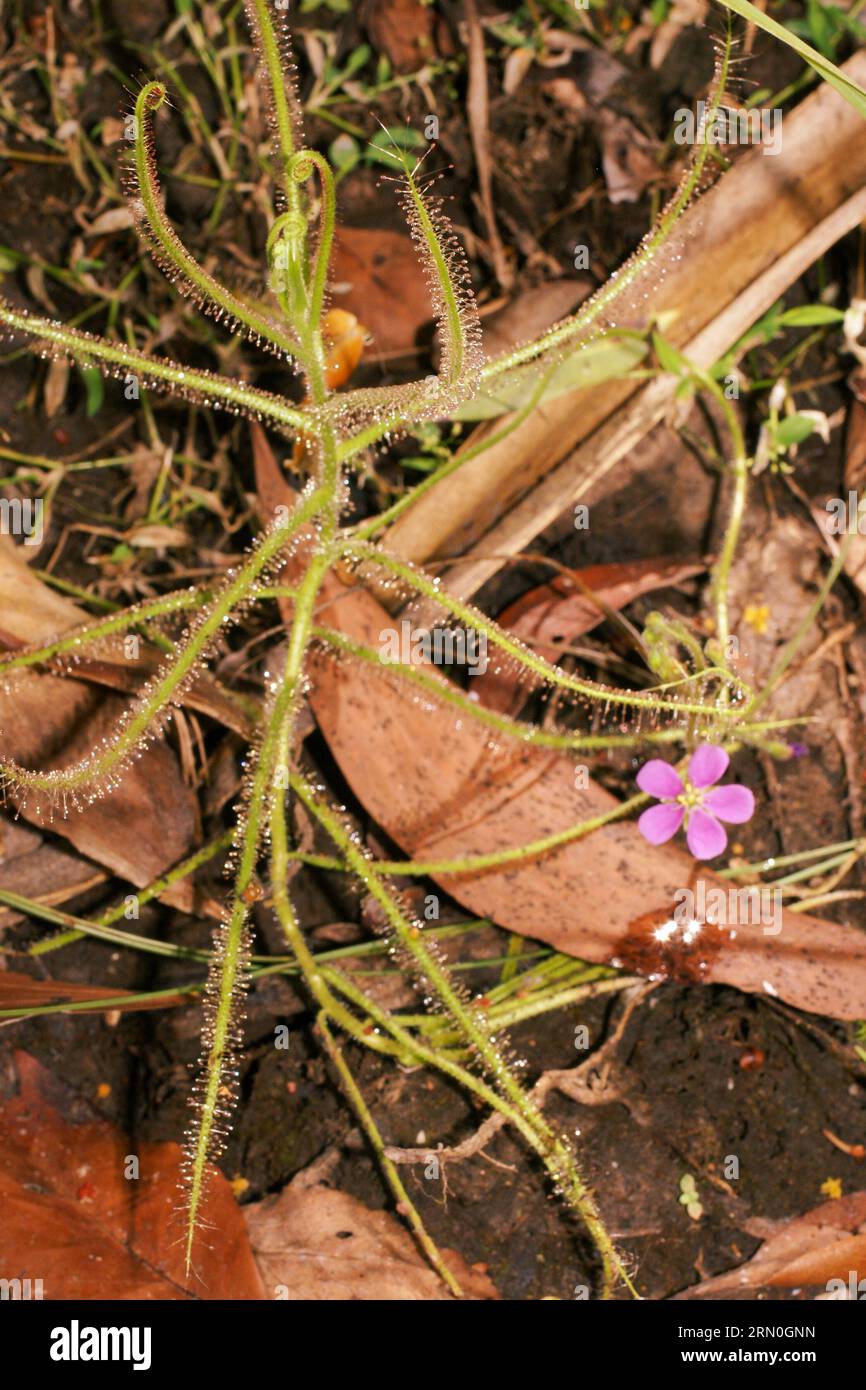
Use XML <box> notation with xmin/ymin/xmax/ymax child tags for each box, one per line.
<box><xmin>676</xmin><ymin>784</ymin><xmax>704</xmax><ymax>811</ymax></box>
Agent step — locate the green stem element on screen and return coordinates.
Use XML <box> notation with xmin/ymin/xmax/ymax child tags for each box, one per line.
<box><xmin>247</xmin><ymin>0</ymin><xmax>299</xmax><ymax>199</ymax></box>
<box><xmin>341</xmin><ymin>540</ymin><xmax>741</xmax><ymax>722</ymax></box>
<box><xmin>291</xmin><ymin>770</ymin><xmax>630</xmax><ymax>1297</ymax></box>
<box><xmin>1</xmin><ymin>485</ymin><xmax>326</xmax><ymax>798</ymax></box>
<box><xmin>370</xmin><ymin>793</ymin><xmax>646</xmax><ymax>878</ymax></box>
<box><xmin>288</xmin><ymin>150</ymin><xmax>335</xmax><ymax>335</ymax></box>
<box><xmin>0</xmin><ymin>588</ymin><xmax>205</xmax><ymax>677</ymax></box>
<box><xmin>313</xmin><ymin>624</ymin><xmax>760</xmax><ymax>754</ymax></box>
<box><xmin>700</xmin><ymin>371</ymin><xmax>749</xmax><ymax>661</ymax></box>
<box><xmin>132</xmin><ymin>83</ymin><xmax>307</xmax><ymax>364</ymax></box>
<box><xmin>316</xmin><ymin>1013</ymin><xmax>464</xmax><ymax>1296</ymax></box>
<box><xmin>0</xmin><ymin>300</ymin><xmax>314</xmax><ymax>435</ymax></box>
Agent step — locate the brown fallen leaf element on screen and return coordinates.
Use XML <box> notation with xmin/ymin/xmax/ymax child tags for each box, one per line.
<box><xmin>0</xmin><ymin>817</ymin><xmax>105</xmax><ymax>927</ymax></box>
<box><xmin>0</xmin><ymin>682</ymin><xmax>199</xmax><ymax>891</ymax></box>
<box><xmin>85</xmin><ymin>206</ymin><xmax>135</xmax><ymax>237</ymax></box>
<box><xmin>49</xmin><ymin>648</ymin><xmax>255</xmax><ymax>739</ymax></box>
<box><xmin>43</xmin><ymin>356</ymin><xmax>70</xmax><ymax>419</ymax></box>
<box><xmin>0</xmin><ymin>607</ymin><xmax>253</xmax><ymax>738</ymax></box>
<box><xmin>473</xmin><ymin>556</ymin><xmax>705</xmax><ymax>711</ymax></box>
<box><xmin>330</xmin><ymin>228</ymin><xmax>433</xmax><ymax>358</ymax></box>
<box><xmin>0</xmin><ymin>539</ymin><xmax>198</xmax><ymax>891</ymax></box>
<box><xmin>360</xmin><ymin>0</ymin><xmax>445</xmax><ymax>75</ymax></box>
<box><xmin>254</xmin><ymin>431</ymin><xmax>866</xmax><ymax>1023</ymax></box>
<box><xmin>245</xmin><ymin>1181</ymin><xmax>497</xmax><ymax>1300</ymax></box>
<box><xmin>674</xmin><ymin>1192</ymin><xmax>866</xmax><ymax>1298</ymax></box>
<box><xmin>503</xmin><ymin>45</ymin><xmax>536</xmax><ymax>98</ymax></box>
<box><xmin>0</xmin><ymin>1051</ymin><xmax>264</xmax><ymax>1299</ymax></box>
<box><xmin>542</xmin><ymin>75</ymin><xmax>588</xmax><ymax>112</ymax></box>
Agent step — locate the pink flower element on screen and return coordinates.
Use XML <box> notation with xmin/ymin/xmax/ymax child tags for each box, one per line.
<box><xmin>636</xmin><ymin>745</ymin><xmax>754</xmax><ymax>860</ymax></box>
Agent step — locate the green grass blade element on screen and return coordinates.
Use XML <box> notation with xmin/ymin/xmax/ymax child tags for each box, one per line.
<box><xmin>716</xmin><ymin>0</ymin><xmax>866</xmax><ymax>117</ymax></box>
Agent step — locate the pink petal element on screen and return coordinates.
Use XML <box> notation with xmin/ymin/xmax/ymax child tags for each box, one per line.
<box><xmin>636</xmin><ymin>759</ymin><xmax>684</xmax><ymax>799</ymax></box>
<box><xmin>686</xmin><ymin>807</ymin><xmax>727</xmax><ymax>859</ymax></box>
<box><xmin>688</xmin><ymin>744</ymin><xmax>729</xmax><ymax>789</ymax></box>
<box><xmin>638</xmin><ymin>802</ymin><xmax>684</xmax><ymax>845</ymax></box>
<box><xmin>703</xmin><ymin>784</ymin><xmax>755</xmax><ymax>824</ymax></box>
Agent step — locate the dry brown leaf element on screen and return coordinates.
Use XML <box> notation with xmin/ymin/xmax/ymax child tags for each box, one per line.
<box><xmin>675</xmin><ymin>1192</ymin><xmax>866</xmax><ymax>1298</ymax></box>
<box><xmin>330</xmin><ymin>227</ymin><xmax>433</xmax><ymax>358</ymax></box>
<box><xmin>0</xmin><ymin>539</ymin><xmax>198</xmax><ymax>889</ymax></box>
<box><xmin>727</xmin><ymin>516</ymin><xmax>848</xmax><ymax>721</ymax></box>
<box><xmin>0</xmin><ymin>817</ymin><xmax>102</xmax><ymax>924</ymax></box>
<box><xmin>127</xmin><ymin>523</ymin><xmax>191</xmax><ymax>550</ymax></box>
<box><xmin>541</xmin><ymin>75</ymin><xmax>588</xmax><ymax>112</ymax></box>
<box><xmin>43</xmin><ymin>356</ymin><xmax>70</xmax><ymax>419</ymax></box>
<box><xmin>503</xmin><ymin>46</ymin><xmax>536</xmax><ymax>97</ymax></box>
<box><xmin>123</xmin><ymin>443</ymin><xmax>163</xmax><ymax>520</ymax></box>
<box><xmin>0</xmin><ymin>681</ymin><xmax>198</xmax><ymax>889</ymax></box>
<box><xmin>53</xmin><ymin>648</ymin><xmax>255</xmax><ymax>739</ymax></box>
<box><xmin>245</xmin><ymin>1182</ymin><xmax>497</xmax><ymax>1300</ymax></box>
<box><xmin>0</xmin><ymin>1051</ymin><xmax>264</xmax><ymax>1299</ymax></box>
<box><xmin>0</xmin><ymin>540</ymin><xmax>83</xmax><ymax>640</ymax></box>
<box><xmin>0</xmin><ymin>970</ymin><xmax>183</xmax><ymax>1014</ymax></box>
<box><xmin>85</xmin><ymin>206</ymin><xmax>134</xmax><ymax>236</ymax></box>
<box><xmin>254</xmin><ymin>432</ymin><xmax>866</xmax><ymax>1023</ymax></box>
<box><xmin>360</xmin><ymin>0</ymin><xmax>443</xmax><ymax>74</ymax></box>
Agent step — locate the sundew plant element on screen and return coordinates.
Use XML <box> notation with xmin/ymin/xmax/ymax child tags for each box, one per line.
<box><xmin>0</xmin><ymin>1</ymin><xmax>861</xmax><ymax>1298</ymax></box>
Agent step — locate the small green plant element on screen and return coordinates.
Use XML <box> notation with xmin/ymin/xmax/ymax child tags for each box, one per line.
<box><xmin>678</xmin><ymin>1172</ymin><xmax>704</xmax><ymax>1220</ymax></box>
<box><xmin>0</xmin><ymin>3</ymin><xmax>856</xmax><ymax>1298</ymax></box>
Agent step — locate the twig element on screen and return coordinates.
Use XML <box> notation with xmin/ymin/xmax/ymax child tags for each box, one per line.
<box><xmin>463</xmin><ymin>0</ymin><xmax>513</xmax><ymax>291</ymax></box>
<box><xmin>386</xmin><ymin>982</ymin><xmax>656</xmax><ymax>1165</ymax></box>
